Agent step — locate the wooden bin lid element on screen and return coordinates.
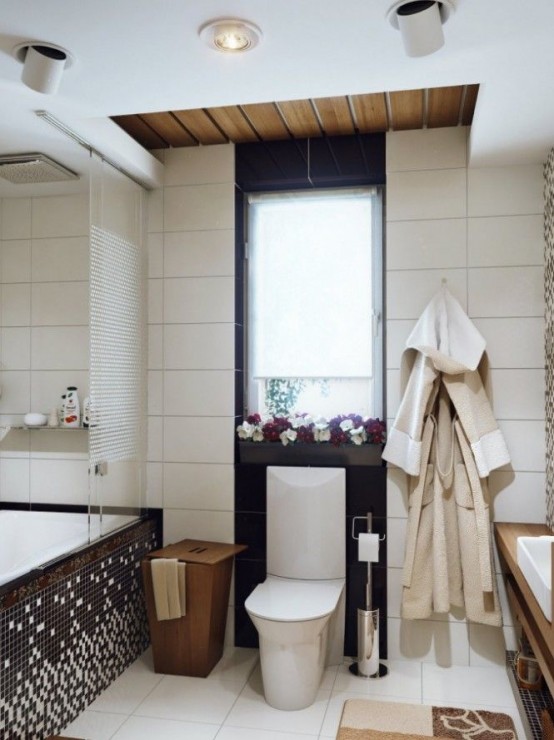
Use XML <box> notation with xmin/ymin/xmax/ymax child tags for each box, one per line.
<box><xmin>146</xmin><ymin>539</ymin><xmax>247</xmax><ymax>565</ymax></box>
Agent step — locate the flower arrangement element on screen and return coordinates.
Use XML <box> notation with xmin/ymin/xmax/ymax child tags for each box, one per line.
<box><xmin>237</xmin><ymin>413</ymin><xmax>386</xmax><ymax>447</ymax></box>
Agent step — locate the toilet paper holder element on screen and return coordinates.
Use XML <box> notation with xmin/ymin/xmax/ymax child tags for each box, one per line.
<box><xmin>351</xmin><ymin>516</ymin><xmax>386</xmax><ymax>542</ymax></box>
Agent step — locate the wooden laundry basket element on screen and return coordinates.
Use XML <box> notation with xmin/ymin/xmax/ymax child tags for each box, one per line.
<box><xmin>142</xmin><ymin>539</ymin><xmax>246</xmax><ymax>677</ymax></box>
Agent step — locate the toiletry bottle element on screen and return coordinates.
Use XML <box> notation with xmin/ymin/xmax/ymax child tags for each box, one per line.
<box><xmin>82</xmin><ymin>397</ymin><xmax>90</xmax><ymax>428</ymax></box>
<box><xmin>58</xmin><ymin>395</ymin><xmax>66</xmax><ymax>425</ymax></box>
<box><xmin>63</xmin><ymin>387</ymin><xmax>80</xmax><ymax>428</ymax></box>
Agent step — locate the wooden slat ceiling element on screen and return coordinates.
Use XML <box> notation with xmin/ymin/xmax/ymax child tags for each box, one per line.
<box><xmin>112</xmin><ymin>84</ymin><xmax>479</xmax><ymax>150</ymax></box>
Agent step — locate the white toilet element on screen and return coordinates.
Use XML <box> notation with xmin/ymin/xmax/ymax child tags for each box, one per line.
<box><xmin>245</xmin><ymin>466</ymin><xmax>346</xmax><ymax>710</ymax></box>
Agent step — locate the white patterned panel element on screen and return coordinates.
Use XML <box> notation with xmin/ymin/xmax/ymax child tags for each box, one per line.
<box><xmin>89</xmin><ymin>225</ymin><xmax>145</xmax><ymax>466</ymax></box>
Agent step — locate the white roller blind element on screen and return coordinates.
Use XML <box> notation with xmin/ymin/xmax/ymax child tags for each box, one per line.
<box><xmin>248</xmin><ymin>188</ymin><xmax>374</xmax><ymax>378</ymax></box>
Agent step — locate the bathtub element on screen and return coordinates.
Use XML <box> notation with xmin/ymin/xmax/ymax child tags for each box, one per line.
<box><xmin>0</xmin><ymin>509</ymin><xmax>137</xmax><ymax>588</ymax></box>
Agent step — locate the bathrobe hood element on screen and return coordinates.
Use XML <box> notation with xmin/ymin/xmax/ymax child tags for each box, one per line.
<box><xmin>383</xmin><ymin>288</ymin><xmax>510</xmax><ymax>478</ymax></box>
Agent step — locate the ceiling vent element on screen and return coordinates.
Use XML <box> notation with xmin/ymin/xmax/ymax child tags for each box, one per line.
<box><xmin>0</xmin><ymin>154</ymin><xmax>79</xmax><ymax>184</ymax></box>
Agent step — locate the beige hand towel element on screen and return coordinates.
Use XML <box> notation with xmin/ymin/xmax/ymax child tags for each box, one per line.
<box><xmin>151</xmin><ymin>558</ymin><xmax>187</xmax><ymax>621</ymax></box>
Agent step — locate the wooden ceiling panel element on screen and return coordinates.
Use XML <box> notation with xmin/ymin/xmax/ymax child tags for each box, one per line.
<box><xmin>172</xmin><ymin>109</ymin><xmax>227</xmax><ymax>145</ymax></box>
<box><xmin>427</xmin><ymin>86</ymin><xmax>463</xmax><ymax>128</ymax></box>
<box><xmin>350</xmin><ymin>93</ymin><xmax>388</xmax><ymax>133</ymax></box>
<box><xmin>206</xmin><ymin>106</ymin><xmax>259</xmax><ymax>142</ymax></box>
<box><xmin>139</xmin><ymin>112</ymin><xmax>197</xmax><ymax>147</ymax></box>
<box><xmin>389</xmin><ymin>89</ymin><xmax>423</xmax><ymax>130</ymax></box>
<box><xmin>278</xmin><ymin>99</ymin><xmax>321</xmax><ymax>138</ymax></box>
<box><xmin>113</xmin><ymin>85</ymin><xmax>478</xmax><ymax>150</ymax></box>
<box><xmin>313</xmin><ymin>96</ymin><xmax>355</xmax><ymax>136</ymax></box>
<box><xmin>461</xmin><ymin>84</ymin><xmax>479</xmax><ymax>126</ymax></box>
<box><xmin>112</xmin><ymin>114</ymin><xmax>169</xmax><ymax>149</ymax></box>
<box><xmin>240</xmin><ymin>103</ymin><xmax>290</xmax><ymax>140</ymax></box>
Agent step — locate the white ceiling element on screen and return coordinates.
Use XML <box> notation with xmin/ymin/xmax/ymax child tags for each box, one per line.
<box><xmin>0</xmin><ymin>0</ymin><xmax>553</xmax><ymax>195</ymax></box>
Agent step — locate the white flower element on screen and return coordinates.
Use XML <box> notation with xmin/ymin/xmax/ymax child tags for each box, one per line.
<box><xmin>315</xmin><ymin>427</ymin><xmax>331</xmax><ymax>442</ymax></box>
<box><xmin>252</xmin><ymin>427</ymin><xmax>264</xmax><ymax>442</ymax></box>
<box><xmin>290</xmin><ymin>416</ymin><xmax>304</xmax><ymax>429</ymax></box>
<box><xmin>350</xmin><ymin>426</ymin><xmax>366</xmax><ymax>446</ymax></box>
<box><xmin>280</xmin><ymin>429</ymin><xmax>297</xmax><ymax>446</ymax></box>
<box><xmin>314</xmin><ymin>416</ymin><xmax>328</xmax><ymax>427</ymax></box>
<box><xmin>236</xmin><ymin>421</ymin><xmax>254</xmax><ymax>439</ymax></box>
<box><xmin>340</xmin><ymin>419</ymin><xmax>354</xmax><ymax>432</ymax></box>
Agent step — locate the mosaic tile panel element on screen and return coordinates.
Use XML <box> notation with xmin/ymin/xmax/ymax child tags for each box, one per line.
<box><xmin>507</xmin><ymin>650</ymin><xmax>554</xmax><ymax>740</ymax></box>
<box><xmin>545</xmin><ymin>149</ymin><xmax>554</xmax><ymax>529</ymax></box>
<box><xmin>0</xmin><ymin>518</ymin><xmax>159</xmax><ymax>739</ymax></box>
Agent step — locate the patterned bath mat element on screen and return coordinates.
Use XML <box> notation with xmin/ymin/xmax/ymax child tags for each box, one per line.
<box><xmin>337</xmin><ymin>698</ymin><xmax>517</xmax><ymax>739</ymax></box>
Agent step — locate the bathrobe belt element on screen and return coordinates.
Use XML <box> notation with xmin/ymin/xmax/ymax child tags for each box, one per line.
<box><xmin>402</xmin><ymin>415</ymin><xmax>493</xmax><ymax>595</ymax></box>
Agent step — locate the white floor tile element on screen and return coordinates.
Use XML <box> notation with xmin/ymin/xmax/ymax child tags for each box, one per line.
<box><xmin>319</xmin><ymin>691</ymin><xmax>419</xmax><ymax>738</ymax></box>
<box><xmin>88</xmin><ymin>653</ymin><xmax>163</xmax><ymax>714</ymax></box>
<box><xmin>218</xmin><ymin>728</ymin><xmax>318</xmax><ymax>740</ymax></box>
<box><xmin>134</xmin><ymin>674</ymin><xmax>243</xmax><ymax>724</ymax></box>
<box><xmin>422</xmin><ymin>663</ymin><xmax>516</xmax><ymax>708</ymax></box>
<box><xmin>60</xmin><ymin>709</ymin><xmax>128</xmax><ymax>739</ymax></box>
<box><xmin>334</xmin><ymin>660</ymin><xmax>422</xmax><ymax>699</ymax></box>
<box><xmin>206</xmin><ymin>646</ymin><xmax>259</xmax><ymax>687</ymax></box>
<box><xmin>112</xmin><ymin>715</ymin><xmax>219</xmax><ymax>739</ymax></box>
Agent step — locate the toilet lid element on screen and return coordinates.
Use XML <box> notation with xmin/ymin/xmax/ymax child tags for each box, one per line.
<box><xmin>245</xmin><ymin>576</ymin><xmax>344</xmax><ymax>622</ymax></box>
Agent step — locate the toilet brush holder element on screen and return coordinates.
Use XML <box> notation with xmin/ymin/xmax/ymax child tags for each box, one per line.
<box><xmin>349</xmin><ymin>607</ymin><xmax>388</xmax><ymax>678</ymax></box>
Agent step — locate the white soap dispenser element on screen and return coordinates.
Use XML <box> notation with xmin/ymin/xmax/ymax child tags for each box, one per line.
<box><xmin>63</xmin><ymin>387</ymin><xmax>80</xmax><ymax>428</ymax></box>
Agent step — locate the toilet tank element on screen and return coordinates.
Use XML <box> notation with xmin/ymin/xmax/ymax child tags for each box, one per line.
<box><xmin>266</xmin><ymin>466</ymin><xmax>345</xmax><ymax>580</ymax></box>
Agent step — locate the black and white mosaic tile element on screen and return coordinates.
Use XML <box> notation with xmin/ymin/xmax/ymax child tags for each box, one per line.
<box><xmin>507</xmin><ymin>650</ymin><xmax>554</xmax><ymax>740</ymax></box>
<box><xmin>0</xmin><ymin>518</ymin><xmax>160</xmax><ymax>739</ymax></box>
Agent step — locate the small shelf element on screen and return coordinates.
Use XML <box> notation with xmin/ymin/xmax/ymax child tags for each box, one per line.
<box><xmin>10</xmin><ymin>426</ymin><xmax>89</xmax><ymax>431</ymax></box>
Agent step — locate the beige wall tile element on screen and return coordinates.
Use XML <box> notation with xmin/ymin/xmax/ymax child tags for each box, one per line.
<box><xmin>387</xmin><ymin>169</ymin><xmax>467</xmax><ymax>222</ymax></box>
<box><xmin>387</xmin><ymin>127</ymin><xmax>467</xmax><ymax>172</ymax></box>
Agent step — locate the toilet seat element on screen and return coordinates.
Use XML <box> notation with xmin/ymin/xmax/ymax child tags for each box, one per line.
<box><xmin>245</xmin><ymin>575</ymin><xmax>344</xmax><ymax>622</ymax></box>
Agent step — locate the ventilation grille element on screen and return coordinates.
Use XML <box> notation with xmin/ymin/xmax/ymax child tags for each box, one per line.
<box><xmin>89</xmin><ymin>225</ymin><xmax>144</xmax><ymax>465</ymax></box>
<box><xmin>0</xmin><ymin>153</ymin><xmax>78</xmax><ymax>184</ymax></box>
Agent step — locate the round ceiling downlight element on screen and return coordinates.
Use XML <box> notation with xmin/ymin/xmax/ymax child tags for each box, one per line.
<box><xmin>199</xmin><ymin>19</ymin><xmax>262</xmax><ymax>53</ymax></box>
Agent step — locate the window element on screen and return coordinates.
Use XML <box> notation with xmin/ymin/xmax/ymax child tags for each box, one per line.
<box><xmin>245</xmin><ymin>187</ymin><xmax>383</xmax><ymax>419</ymax></box>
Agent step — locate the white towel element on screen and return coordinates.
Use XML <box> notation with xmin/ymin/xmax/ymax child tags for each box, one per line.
<box><xmin>151</xmin><ymin>558</ymin><xmax>186</xmax><ymax>621</ymax></box>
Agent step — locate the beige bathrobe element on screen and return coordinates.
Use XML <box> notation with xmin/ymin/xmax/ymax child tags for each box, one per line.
<box><xmin>383</xmin><ymin>288</ymin><xmax>511</xmax><ymax>625</ymax></box>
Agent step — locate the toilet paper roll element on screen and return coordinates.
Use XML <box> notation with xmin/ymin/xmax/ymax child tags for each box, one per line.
<box><xmin>358</xmin><ymin>532</ymin><xmax>379</xmax><ymax>563</ymax></box>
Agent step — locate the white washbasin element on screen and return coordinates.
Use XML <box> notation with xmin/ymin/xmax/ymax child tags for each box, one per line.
<box><xmin>516</xmin><ymin>536</ymin><xmax>554</xmax><ymax>621</ymax></box>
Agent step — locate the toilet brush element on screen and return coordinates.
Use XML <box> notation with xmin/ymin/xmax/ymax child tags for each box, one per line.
<box><xmin>349</xmin><ymin>513</ymin><xmax>388</xmax><ymax>678</ymax></box>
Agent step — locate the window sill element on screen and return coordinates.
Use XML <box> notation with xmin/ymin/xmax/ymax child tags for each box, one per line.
<box><xmin>238</xmin><ymin>441</ymin><xmax>383</xmax><ymax>467</ymax></box>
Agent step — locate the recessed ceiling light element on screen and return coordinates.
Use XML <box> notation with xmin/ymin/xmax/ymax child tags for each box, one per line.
<box><xmin>199</xmin><ymin>18</ymin><xmax>262</xmax><ymax>53</ymax></box>
<box><xmin>386</xmin><ymin>0</ymin><xmax>456</xmax><ymax>57</ymax></box>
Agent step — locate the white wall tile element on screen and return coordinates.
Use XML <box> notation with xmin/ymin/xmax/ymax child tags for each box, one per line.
<box><xmin>386</xmin><ymin>368</ymin><xmax>401</xmax><ymax>419</ymax></box>
<box><xmin>164</xmin><ymin>323</ymin><xmax>234</xmax><ymax>370</ymax></box>
<box><xmin>0</xmin><ymin>327</ymin><xmax>31</xmax><ymax>369</ymax></box>
<box><xmin>163</xmin><ymin>417</ymin><xmax>234</xmax><ymax>464</ymax></box>
<box><xmin>164</xmin><ymin>277</ymin><xmax>234</xmax><ymax>324</ymax></box>
<box><xmin>1</xmin><ymin>283</ymin><xmax>30</xmax><ymax>326</ymax></box>
<box><xmin>148</xmin><ymin>325</ymin><xmax>163</xmax><ymax>369</ymax></box>
<box><xmin>387</xmin><ymin>127</ymin><xmax>467</xmax><ymax>172</ymax></box>
<box><xmin>148</xmin><ymin>371</ymin><xmax>163</xmax><ymax>415</ymax></box>
<box><xmin>30</xmin><ymin>428</ymin><xmax>87</xmax><ymax>458</ymax></box>
<box><xmin>31</xmin><ymin>327</ymin><xmax>89</xmax><ymax>370</ymax></box>
<box><xmin>473</xmin><ymin>318</ymin><xmax>544</xmax><ymax>368</ymax></box>
<box><xmin>163</xmin><ymin>463</ymin><xmax>234</xmax><ymax>510</ymax></box>
<box><xmin>163</xmin><ymin>370</ymin><xmax>235</xmax><ymax>416</ymax></box>
<box><xmin>488</xmin><ymin>369</ymin><xmax>544</xmax><ymax>420</ymax></box>
<box><xmin>148</xmin><ymin>278</ymin><xmax>163</xmax><ymax>324</ymax></box>
<box><xmin>0</xmin><ymin>457</ymin><xmax>30</xmax><ymax>502</ymax></box>
<box><xmin>387</xmin><ymin>169</ymin><xmax>467</xmax><ymax>222</ymax></box>
<box><xmin>147</xmin><ymin>416</ymin><xmax>163</xmax><ymax>462</ymax></box>
<box><xmin>468</xmin><ymin>266</ymin><xmax>543</xmax><ymax>317</ymax></box>
<box><xmin>164</xmin><ymin>230</ymin><xmax>235</xmax><ymax>277</ymax></box>
<box><xmin>31</xmin><ymin>193</ymin><xmax>89</xmax><ymax>238</ymax></box>
<box><xmin>386</xmin><ymin>219</ymin><xmax>466</xmax><ymax>271</ymax></box>
<box><xmin>163</xmin><ymin>509</ymin><xmax>234</xmax><ymax>546</ymax></box>
<box><xmin>1</xmin><ymin>239</ymin><xmax>31</xmax><ymax>282</ymax></box>
<box><xmin>387</xmin><ymin>617</ymin><xmax>470</xmax><ymax>666</ymax></box>
<box><xmin>386</xmin><ymin>268</ymin><xmax>466</xmax><ymax>320</ymax></box>
<box><xmin>489</xmin><ymin>471</ymin><xmax>546</xmax><ymax>522</ymax></box>
<box><xmin>467</xmin><ymin>164</ymin><xmax>543</xmax><ymax>217</ymax></box>
<box><xmin>164</xmin><ymin>183</ymin><xmax>234</xmax><ymax>232</ymax></box>
<box><xmin>147</xmin><ymin>189</ymin><xmax>163</xmax><ymax>233</ymax></box>
<box><xmin>147</xmin><ymin>233</ymin><xmax>163</xmax><ymax>278</ymax></box>
<box><xmin>30</xmin><ymin>370</ymin><xmax>89</xmax><ymax>416</ymax></box>
<box><xmin>31</xmin><ymin>236</ymin><xmax>89</xmax><ymax>282</ymax></box>
<box><xmin>0</xmin><ymin>371</ymin><xmax>30</xmax><ymax>413</ymax></box>
<box><xmin>387</xmin><ymin>467</ymin><xmax>409</xmax><ymax>518</ymax></box>
<box><xmin>163</xmin><ymin>144</ymin><xmax>234</xmax><ymax>187</ymax></box>
<box><xmin>468</xmin><ymin>624</ymin><xmax>507</xmax><ymax>667</ymax></box>
<box><xmin>386</xmin><ymin>320</ymin><xmax>415</xmax><ymax>370</ymax></box>
<box><xmin>387</xmin><ymin>516</ymin><xmax>407</xmax><ymax>568</ymax></box>
<box><xmin>146</xmin><ymin>462</ymin><xmax>163</xmax><ymax>508</ymax></box>
<box><xmin>31</xmin><ymin>282</ymin><xmax>89</xmax><ymax>326</ymax></box>
<box><xmin>387</xmin><ymin>567</ymin><xmax>403</xmax><ymax>619</ymax></box>
<box><xmin>30</xmin><ymin>458</ymin><xmax>89</xmax><ymax>505</ymax></box>
<box><xmin>468</xmin><ymin>215</ymin><xmax>543</xmax><ymax>267</ymax></box>
<box><xmin>1</xmin><ymin>198</ymin><xmax>31</xmax><ymax>239</ymax></box>
<box><xmin>497</xmin><ymin>419</ymin><xmax>545</xmax><ymax>472</ymax></box>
